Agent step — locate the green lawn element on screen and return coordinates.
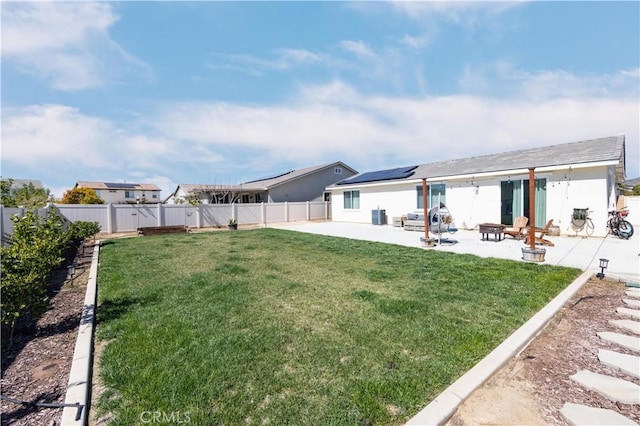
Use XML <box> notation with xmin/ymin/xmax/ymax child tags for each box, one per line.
<box><xmin>95</xmin><ymin>228</ymin><xmax>579</xmax><ymax>425</ymax></box>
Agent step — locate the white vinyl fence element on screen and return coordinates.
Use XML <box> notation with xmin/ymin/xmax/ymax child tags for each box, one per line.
<box><xmin>1</xmin><ymin>201</ymin><xmax>331</xmax><ymax>244</ymax></box>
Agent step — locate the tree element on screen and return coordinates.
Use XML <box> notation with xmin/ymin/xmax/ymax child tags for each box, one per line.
<box><xmin>0</xmin><ymin>178</ymin><xmax>15</xmax><ymax>207</ymax></box>
<box><xmin>0</xmin><ymin>178</ymin><xmax>51</xmax><ymax>208</ymax></box>
<box><xmin>14</xmin><ymin>183</ymin><xmax>51</xmax><ymax>209</ymax></box>
<box><xmin>59</xmin><ymin>187</ymin><xmax>105</xmax><ymax>204</ymax></box>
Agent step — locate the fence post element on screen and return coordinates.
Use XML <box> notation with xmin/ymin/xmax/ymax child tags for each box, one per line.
<box><xmin>285</xmin><ymin>202</ymin><xmax>289</xmax><ymax>223</ymax></box>
<box><xmin>306</xmin><ymin>201</ymin><xmax>310</xmax><ymax>221</ymax></box>
<box><xmin>232</xmin><ymin>203</ymin><xmax>237</xmax><ymax>224</ymax></box>
<box><xmin>157</xmin><ymin>203</ymin><xmax>163</xmax><ymax>227</ymax></box>
<box><xmin>107</xmin><ymin>204</ymin><xmax>113</xmax><ymax>234</ymax></box>
<box><xmin>261</xmin><ymin>202</ymin><xmax>266</xmax><ymax>225</ymax></box>
<box><xmin>197</xmin><ymin>204</ymin><xmax>203</xmax><ymax>228</ymax></box>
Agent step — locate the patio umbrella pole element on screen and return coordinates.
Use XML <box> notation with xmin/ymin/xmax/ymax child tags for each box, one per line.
<box><xmin>422</xmin><ymin>179</ymin><xmax>429</xmax><ymax>239</ymax></box>
<box><xmin>528</xmin><ymin>168</ymin><xmax>535</xmax><ymax>250</ymax></box>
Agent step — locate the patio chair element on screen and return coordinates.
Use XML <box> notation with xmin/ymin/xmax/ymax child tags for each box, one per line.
<box><xmin>524</xmin><ymin>219</ymin><xmax>555</xmax><ymax>247</ymax></box>
<box><xmin>503</xmin><ymin>216</ymin><xmax>528</xmax><ymax>240</ymax></box>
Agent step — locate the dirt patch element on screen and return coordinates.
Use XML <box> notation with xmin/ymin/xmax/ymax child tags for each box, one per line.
<box><xmin>1</xmin><ymin>242</ymin><xmax>95</xmax><ymax>426</ymax></box>
<box><xmin>449</xmin><ymin>277</ymin><xmax>640</xmax><ymax>425</ymax></box>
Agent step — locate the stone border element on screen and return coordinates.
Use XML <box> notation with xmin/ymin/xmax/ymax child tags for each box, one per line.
<box><xmin>61</xmin><ymin>241</ymin><xmax>101</xmax><ymax>425</ymax></box>
<box><xmin>406</xmin><ymin>269</ymin><xmax>594</xmax><ymax>425</ymax></box>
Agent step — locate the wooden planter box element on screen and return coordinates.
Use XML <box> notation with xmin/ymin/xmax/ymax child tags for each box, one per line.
<box><xmin>138</xmin><ymin>226</ymin><xmax>188</xmax><ymax>236</ymax></box>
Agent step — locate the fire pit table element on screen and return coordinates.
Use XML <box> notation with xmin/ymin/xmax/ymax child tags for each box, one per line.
<box><xmin>479</xmin><ymin>223</ymin><xmax>506</xmax><ymax>242</ymax></box>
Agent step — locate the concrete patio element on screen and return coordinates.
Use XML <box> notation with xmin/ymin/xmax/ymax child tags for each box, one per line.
<box><xmin>270</xmin><ymin>221</ymin><xmax>639</xmax><ymax>282</ymax></box>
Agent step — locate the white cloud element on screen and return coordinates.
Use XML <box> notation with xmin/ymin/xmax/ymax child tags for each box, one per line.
<box><xmin>1</xmin><ymin>2</ymin><xmax>149</xmax><ymax>90</ymax></box>
<box><xmin>389</xmin><ymin>1</ymin><xmax>523</xmax><ymax>25</ymax></box>
<box><xmin>149</xmin><ymin>78</ymin><xmax>638</xmax><ymax>176</ymax></box>
<box><xmin>459</xmin><ymin>62</ymin><xmax>640</xmax><ymax>101</ymax></box>
<box><xmin>340</xmin><ymin>40</ymin><xmax>375</xmax><ymax>58</ymax></box>
<box><xmin>2</xmin><ymin>104</ymin><xmax>116</xmax><ymax>167</ymax></box>
<box><xmin>399</xmin><ymin>34</ymin><xmax>431</xmax><ymax>49</ymax></box>
<box><xmin>3</xmin><ymin>71</ymin><xmax>638</xmax><ymax>201</ymax></box>
<box><xmin>207</xmin><ymin>48</ymin><xmax>327</xmax><ymax>75</ymax></box>
<box><xmin>1</xmin><ymin>2</ymin><xmax>116</xmax><ymax>55</ymax></box>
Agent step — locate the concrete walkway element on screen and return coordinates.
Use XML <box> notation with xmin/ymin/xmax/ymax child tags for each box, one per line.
<box><xmin>269</xmin><ymin>221</ymin><xmax>640</xmax><ymax>424</ymax></box>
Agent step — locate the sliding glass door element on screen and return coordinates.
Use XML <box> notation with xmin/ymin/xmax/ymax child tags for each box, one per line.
<box><xmin>501</xmin><ymin>178</ymin><xmax>546</xmax><ymax>227</ymax></box>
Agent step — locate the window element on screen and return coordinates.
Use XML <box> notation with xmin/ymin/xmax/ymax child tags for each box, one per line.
<box><xmin>152</xmin><ymin>194</ymin><xmax>158</xmax><ymax>199</ymax></box>
<box><xmin>343</xmin><ymin>190</ymin><xmax>360</xmax><ymax>209</ymax></box>
<box><xmin>416</xmin><ymin>184</ymin><xmax>446</xmax><ymax>209</ymax></box>
<box><xmin>95</xmin><ymin>190</ymin><xmax>101</xmax><ymax>197</ymax></box>
<box><xmin>125</xmin><ymin>190</ymin><xmax>135</xmax><ymax>199</ymax></box>
<box><xmin>334</xmin><ymin>167</ymin><xmax>343</xmax><ymax>174</ymax></box>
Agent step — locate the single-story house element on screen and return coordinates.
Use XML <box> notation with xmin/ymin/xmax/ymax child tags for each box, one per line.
<box><xmin>165</xmin><ymin>162</ymin><xmax>357</xmax><ymax>205</ymax></box>
<box><xmin>328</xmin><ymin>135</ymin><xmax>627</xmax><ymax>237</ymax></box>
<box><xmin>75</xmin><ymin>181</ymin><xmax>162</xmax><ymax>204</ymax></box>
<box><xmin>8</xmin><ymin>179</ymin><xmax>44</xmax><ymax>193</ymax></box>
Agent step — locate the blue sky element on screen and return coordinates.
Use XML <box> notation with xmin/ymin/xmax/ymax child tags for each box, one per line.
<box><xmin>2</xmin><ymin>1</ymin><xmax>639</xmax><ymax>199</ymax></box>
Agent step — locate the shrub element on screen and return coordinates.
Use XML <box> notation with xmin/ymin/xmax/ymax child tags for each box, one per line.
<box><xmin>67</xmin><ymin>221</ymin><xmax>101</xmax><ymax>242</ymax></box>
<box><xmin>0</xmin><ymin>209</ymin><xmax>69</xmax><ymax>343</ymax></box>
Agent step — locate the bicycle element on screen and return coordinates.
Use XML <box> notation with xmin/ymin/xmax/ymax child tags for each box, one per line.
<box><xmin>571</xmin><ymin>208</ymin><xmax>594</xmax><ymax>236</ymax></box>
<box><xmin>607</xmin><ymin>207</ymin><xmax>634</xmax><ymax>239</ymax></box>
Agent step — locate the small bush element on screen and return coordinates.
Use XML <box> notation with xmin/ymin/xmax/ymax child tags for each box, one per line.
<box><xmin>67</xmin><ymin>221</ymin><xmax>101</xmax><ymax>242</ymax></box>
<box><xmin>0</xmin><ymin>208</ymin><xmax>69</xmax><ymax>342</ymax></box>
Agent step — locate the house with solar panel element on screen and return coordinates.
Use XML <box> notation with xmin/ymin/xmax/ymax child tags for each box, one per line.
<box><xmin>165</xmin><ymin>162</ymin><xmax>357</xmax><ymax>205</ymax></box>
<box><xmin>327</xmin><ymin>135</ymin><xmax>627</xmax><ymax>238</ymax></box>
<box><xmin>75</xmin><ymin>181</ymin><xmax>162</xmax><ymax>204</ymax></box>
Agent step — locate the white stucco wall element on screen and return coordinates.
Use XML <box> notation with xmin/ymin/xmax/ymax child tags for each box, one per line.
<box><xmin>545</xmin><ymin>166</ymin><xmax>610</xmax><ymax>237</ymax></box>
<box><xmin>621</xmin><ymin>195</ymin><xmax>640</xmax><ymax>228</ymax></box>
<box><xmin>330</xmin><ymin>164</ymin><xmax>614</xmax><ymax>237</ymax></box>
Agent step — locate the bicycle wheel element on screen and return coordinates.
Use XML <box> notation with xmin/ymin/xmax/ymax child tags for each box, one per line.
<box><xmin>585</xmin><ymin>218</ymin><xmax>595</xmax><ymax>236</ymax></box>
<box><xmin>617</xmin><ymin>220</ymin><xmax>634</xmax><ymax>239</ymax></box>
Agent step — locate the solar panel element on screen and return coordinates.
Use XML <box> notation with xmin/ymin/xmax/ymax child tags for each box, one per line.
<box><xmin>244</xmin><ymin>170</ymin><xmax>293</xmax><ymax>184</ymax></box>
<box><xmin>337</xmin><ymin>166</ymin><xmax>418</xmax><ymax>185</ymax></box>
<box><xmin>104</xmin><ymin>182</ymin><xmax>138</xmax><ymax>189</ymax></box>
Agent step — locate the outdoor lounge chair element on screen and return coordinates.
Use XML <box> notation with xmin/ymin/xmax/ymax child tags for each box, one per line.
<box><xmin>524</xmin><ymin>219</ymin><xmax>555</xmax><ymax>247</ymax></box>
<box><xmin>503</xmin><ymin>216</ymin><xmax>528</xmax><ymax>240</ymax></box>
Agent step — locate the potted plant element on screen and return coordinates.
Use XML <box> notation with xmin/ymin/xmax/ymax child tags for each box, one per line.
<box><xmin>228</xmin><ymin>218</ymin><xmax>238</xmax><ymax>230</ymax></box>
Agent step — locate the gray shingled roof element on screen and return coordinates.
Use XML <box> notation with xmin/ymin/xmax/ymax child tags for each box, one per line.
<box><xmin>9</xmin><ymin>179</ymin><xmax>43</xmax><ymax>190</ymax></box>
<box><xmin>174</xmin><ymin>162</ymin><xmax>358</xmax><ymax>196</ymax></box>
<box><xmin>335</xmin><ymin>135</ymin><xmax>625</xmax><ymax>186</ymax></box>
<box><xmin>241</xmin><ymin>162</ymin><xmax>357</xmax><ymax>190</ymax></box>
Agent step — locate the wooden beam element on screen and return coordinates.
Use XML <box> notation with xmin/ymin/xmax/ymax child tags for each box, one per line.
<box><xmin>422</xmin><ymin>178</ymin><xmax>429</xmax><ymax>238</ymax></box>
<box><xmin>528</xmin><ymin>168</ymin><xmax>536</xmax><ymax>250</ymax></box>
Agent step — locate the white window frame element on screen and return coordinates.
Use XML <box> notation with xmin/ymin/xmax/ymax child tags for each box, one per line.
<box><xmin>343</xmin><ymin>190</ymin><xmax>360</xmax><ymax>209</ymax></box>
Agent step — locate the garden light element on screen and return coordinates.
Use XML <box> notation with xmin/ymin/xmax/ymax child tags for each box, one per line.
<box><xmin>596</xmin><ymin>258</ymin><xmax>609</xmax><ymax>279</ymax></box>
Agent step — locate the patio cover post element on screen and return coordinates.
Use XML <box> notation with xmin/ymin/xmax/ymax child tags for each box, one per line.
<box><xmin>422</xmin><ymin>178</ymin><xmax>429</xmax><ymax>238</ymax></box>
<box><xmin>528</xmin><ymin>168</ymin><xmax>535</xmax><ymax>250</ymax></box>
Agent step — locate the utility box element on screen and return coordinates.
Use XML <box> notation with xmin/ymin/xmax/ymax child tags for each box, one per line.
<box><xmin>372</xmin><ymin>209</ymin><xmax>386</xmax><ymax>225</ymax></box>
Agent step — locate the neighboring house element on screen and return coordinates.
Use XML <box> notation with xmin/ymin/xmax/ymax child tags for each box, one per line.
<box><xmin>75</xmin><ymin>181</ymin><xmax>162</xmax><ymax>204</ymax></box>
<box><xmin>327</xmin><ymin>135</ymin><xmax>627</xmax><ymax>237</ymax></box>
<box><xmin>8</xmin><ymin>179</ymin><xmax>44</xmax><ymax>193</ymax></box>
<box><xmin>165</xmin><ymin>162</ymin><xmax>357</xmax><ymax>204</ymax></box>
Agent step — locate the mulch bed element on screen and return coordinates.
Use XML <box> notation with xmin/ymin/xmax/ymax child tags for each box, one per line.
<box><xmin>1</xmin><ymin>241</ymin><xmax>96</xmax><ymax>426</ymax></box>
<box><xmin>521</xmin><ymin>277</ymin><xmax>640</xmax><ymax>424</ymax></box>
